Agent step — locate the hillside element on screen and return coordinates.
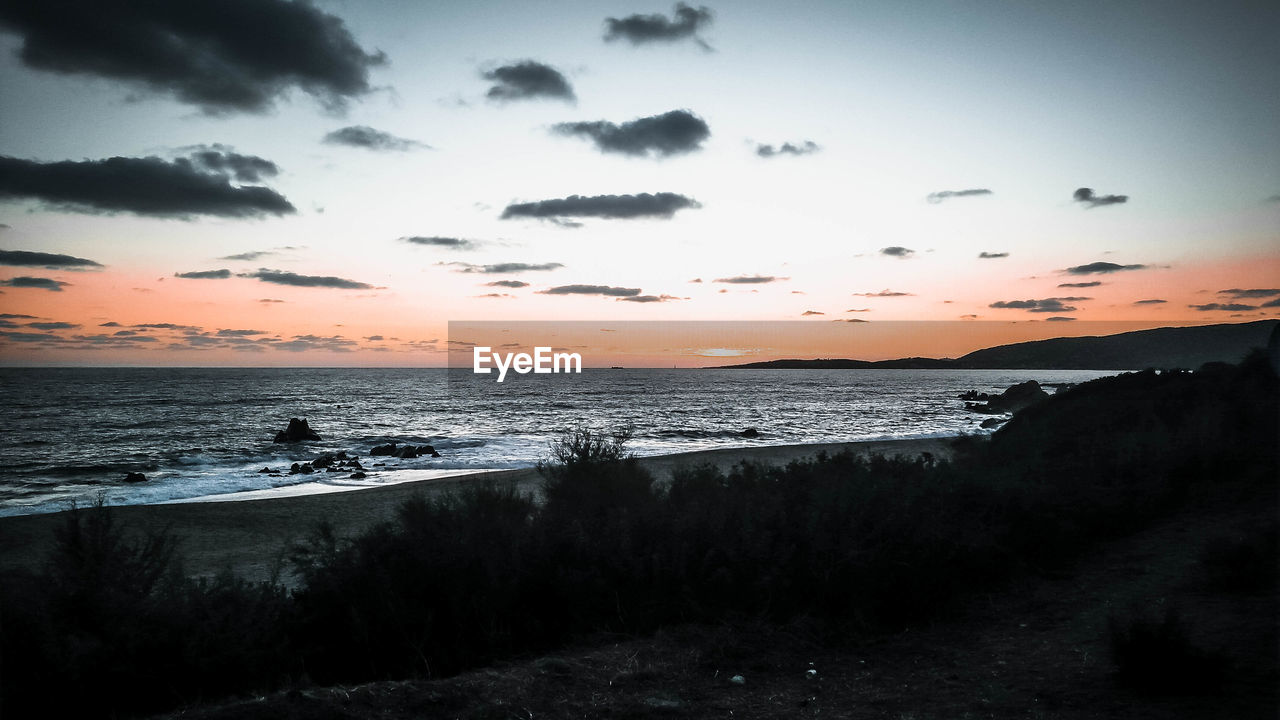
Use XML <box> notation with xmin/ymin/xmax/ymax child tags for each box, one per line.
<box><xmin>717</xmin><ymin>320</ymin><xmax>1277</xmax><ymax>370</ymax></box>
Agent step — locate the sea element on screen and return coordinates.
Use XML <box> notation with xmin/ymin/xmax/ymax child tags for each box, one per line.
<box><xmin>0</xmin><ymin>367</ymin><xmax>1117</xmax><ymax>516</ymax></box>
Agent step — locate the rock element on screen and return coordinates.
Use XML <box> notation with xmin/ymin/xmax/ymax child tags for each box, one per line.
<box><xmin>740</xmin><ymin>427</ymin><xmax>760</xmax><ymax>438</ymax></box>
<box><xmin>348</xmin><ymin>460</ymin><xmax>364</xmax><ymax>471</ymax></box>
<box><xmin>958</xmin><ymin>390</ymin><xmax>993</xmax><ymax>401</ymax></box>
<box><xmin>257</xmin><ymin>467</ymin><xmax>273</xmax><ymax>474</ymax></box>
<box><xmin>422</xmin><ymin>445</ymin><xmax>441</xmax><ymax>458</ymax></box>
<box><xmin>964</xmin><ymin>381</ymin><xmax>1049</xmax><ymax>414</ymax></box>
<box><xmin>290</xmin><ymin>462</ymin><xmax>300</xmax><ymax>474</ymax></box>
<box><xmin>988</xmin><ymin>380</ymin><xmax>1049</xmax><ymax>413</ymax></box>
<box><xmin>312</xmin><ymin>454</ymin><xmax>333</xmax><ymax>469</ymax></box>
<box><xmin>729</xmin><ymin>674</ymin><xmax>746</xmax><ymax>685</ymax></box>
<box><xmin>273</xmin><ymin>417</ymin><xmax>320</xmax><ymax>443</ymax></box>
<box><xmin>349</xmin><ymin>471</ymin><xmax>366</xmax><ymax>479</ymax></box>
<box><xmin>370</xmin><ymin>443</ymin><xmax>398</xmax><ymax>456</ymax></box>
<box><xmin>299</xmin><ymin>463</ymin><xmax>314</xmax><ymax>474</ymax></box>
<box><xmin>123</xmin><ymin>472</ymin><xmax>147</xmax><ymax>483</ymax></box>
<box><xmin>394</xmin><ymin>445</ymin><xmax>419</xmax><ymax>459</ymax></box>
<box><xmin>980</xmin><ymin>417</ymin><xmax>1008</xmax><ymax>429</ymax></box>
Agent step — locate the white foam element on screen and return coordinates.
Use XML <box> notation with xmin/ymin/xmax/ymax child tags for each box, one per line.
<box><xmin>161</xmin><ymin>467</ymin><xmax>501</xmax><ymax>504</ymax></box>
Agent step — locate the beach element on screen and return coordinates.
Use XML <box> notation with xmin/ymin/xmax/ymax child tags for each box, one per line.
<box><xmin>0</xmin><ymin>436</ymin><xmax>956</xmax><ymax>586</ymax></box>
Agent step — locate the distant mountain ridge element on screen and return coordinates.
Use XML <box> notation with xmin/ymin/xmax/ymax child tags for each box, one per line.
<box><xmin>716</xmin><ymin>320</ymin><xmax>1278</xmax><ymax>370</ymax></box>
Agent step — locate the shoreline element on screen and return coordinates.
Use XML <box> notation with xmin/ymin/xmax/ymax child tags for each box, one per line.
<box><xmin>0</xmin><ymin>436</ymin><xmax>957</xmax><ymax>585</ymax></box>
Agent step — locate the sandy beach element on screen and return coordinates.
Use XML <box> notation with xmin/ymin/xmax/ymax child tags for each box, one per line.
<box><xmin>0</xmin><ymin>436</ymin><xmax>955</xmax><ymax>585</ymax></box>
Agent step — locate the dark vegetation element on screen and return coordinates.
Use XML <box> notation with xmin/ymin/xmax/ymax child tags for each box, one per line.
<box><xmin>0</xmin><ymin>352</ymin><xmax>1275</xmax><ymax>717</ymax></box>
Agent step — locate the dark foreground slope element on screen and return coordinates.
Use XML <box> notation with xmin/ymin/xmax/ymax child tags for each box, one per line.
<box><xmin>0</xmin><ymin>353</ymin><xmax>1275</xmax><ymax>718</ymax></box>
<box><xmin>721</xmin><ymin>319</ymin><xmax>1277</xmax><ymax>370</ymax></box>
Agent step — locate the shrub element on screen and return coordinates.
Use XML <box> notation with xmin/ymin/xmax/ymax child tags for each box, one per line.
<box><xmin>0</xmin><ymin>500</ymin><xmax>295</xmax><ymax>717</ymax></box>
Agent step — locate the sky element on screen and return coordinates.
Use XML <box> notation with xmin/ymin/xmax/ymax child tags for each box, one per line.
<box><xmin>0</xmin><ymin>0</ymin><xmax>1277</xmax><ymax>366</ymax></box>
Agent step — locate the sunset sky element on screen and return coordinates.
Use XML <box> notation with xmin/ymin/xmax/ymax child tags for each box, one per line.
<box><xmin>1</xmin><ymin>0</ymin><xmax>1277</xmax><ymax>366</ymax></box>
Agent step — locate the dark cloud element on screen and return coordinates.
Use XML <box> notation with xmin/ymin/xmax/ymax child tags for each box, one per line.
<box><xmin>274</xmin><ymin>334</ymin><xmax>359</xmax><ymax>353</ymax></box>
<box><xmin>323</xmin><ymin>126</ymin><xmax>428</xmax><ymax>152</ymax></box>
<box><xmin>97</xmin><ymin>321</ymin><xmax>120</xmax><ymax>326</ymax></box>
<box><xmin>134</xmin><ymin>323</ymin><xmax>201</xmax><ymax>331</ymax></box>
<box><xmin>689</xmin><ymin>278</ymin><xmax>702</xmax><ymax>283</ymax></box>
<box><xmin>482</xmin><ymin>61</ymin><xmax>575</xmax><ymax>103</ymax></box>
<box><xmin>258</xmin><ymin>298</ymin><xmax>285</xmax><ymax>303</ymax></box>
<box><xmin>216</xmin><ymin>329</ymin><xmax>266</xmax><ymax>337</ymax></box>
<box><xmin>1073</xmin><ymin>187</ymin><xmax>1128</xmax><ymax>208</ymax></box>
<box><xmin>0</xmin><ymin>330</ymin><xmax>68</xmax><ymax>343</ymax></box>
<box><xmin>978</xmin><ymin>251</ymin><xmax>1008</xmax><ymax>259</ymax></box>
<box><xmin>486</xmin><ymin>280</ymin><xmax>529</xmax><ymax>288</ymax></box>
<box><xmin>619</xmin><ymin>294</ymin><xmax>680</xmax><ymax>303</ymax></box>
<box><xmin>0</xmin><ymin>153</ymin><xmax>294</xmax><ymax>218</ymax></box>
<box><xmin>1188</xmin><ymin>303</ymin><xmax>1258</xmax><ymax>312</ymax></box>
<box><xmin>1</xmin><ymin>313</ymin><xmax>38</xmax><ymax>319</ymax></box>
<box><xmin>553</xmin><ymin>110</ymin><xmax>709</xmax><ymax>158</ymax></box>
<box><xmin>801</xmin><ymin>310</ymin><xmax>824</xmax><ymax>316</ymax></box>
<box><xmin>1058</xmin><ymin>281</ymin><xmax>1102</xmax><ymax>288</ymax></box>
<box><xmin>604</xmin><ymin>4</ymin><xmax>713</xmax><ymax>50</ymax></box>
<box><xmin>402</xmin><ymin>236</ymin><xmax>476</xmax><ymax>250</ymax></box>
<box><xmin>714</xmin><ymin>275</ymin><xmax>783</xmax><ymax>284</ymax></box>
<box><xmin>846</xmin><ymin>308</ymin><xmax>871</xmax><ymax>313</ymax></box>
<box><xmin>0</xmin><ymin>249</ymin><xmax>101</xmax><ymax>268</ymax></box>
<box><xmin>1217</xmin><ymin>288</ymin><xmax>1280</xmax><ymax>299</ymax></box>
<box><xmin>240</xmin><ymin>268</ymin><xmax>373</xmax><ymax>289</ymax></box>
<box><xmin>26</xmin><ymin>321</ymin><xmax>78</xmax><ymax>330</ymax></box>
<box><xmin>755</xmin><ymin>141</ymin><xmax>819</xmax><ymax>158</ymax></box>
<box><xmin>1064</xmin><ymin>262</ymin><xmax>1148</xmax><ymax>275</ymax></box>
<box><xmin>501</xmin><ymin>192</ymin><xmax>700</xmax><ymax>222</ymax></box>
<box><xmin>221</xmin><ymin>250</ymin><xmax>274</xmax><ymax>261</ymax></box>
<box><xmin>989</xmin><ymin>297</ymin><xmax>1089</xmax><ymax>313</ymax></box>
<box><xmin>852</xmin><ymin>289</ymin><xmax>913</xmax><ymax>297</ymax></box>
<box><xmin>0</xmin><ymin>276</ymin><xmax>68</xmax><ymax>291</ymax></box>
<box><xmin>0</xmin><ymin>0</ymin><xmax>384</xmax><ymax>113</ymax></box>
<box><xmin>926</xmin><ymin>188</ymin><xmax>992</xmax><ymax>203</ymax></box>
<box><xmin>174</xmin><ymin>269</ymin><xmax>231</xmax><ymax>279</ymax></box>
<box><xmin>445</xmin><ymin>262</ymin><xmax>564</xmax><ymax>274</ymax></box>
<box><xmin>880</xmin><ymin>246</ymin><xmax>914</xmax><ymax>258</ymax></box>
<box><xmin>1133</xmin><ymin>299</ymin><xmax>1167</xmax><ymax>305</ymax></box>
<box><xmin>1045</xmin><ymin>316</ymin><xmax>1077</xmax><ymax>322</ymax></box>
<box><xmin>476</xmin><ymin>293</ymin><xmax>515</xmax><ymax>299</ymax></box>
<box><xmin>180</xmin><ymin>145</ymin><xmax>279</xmax><ymax>182</ymax></box>
<box><xmin>539</xmin><ymin>284</ymin><xmax>641</xmax><ymax>297</ymax></box>
<box><xmin>1263</xmin><ymin>298</ymin><xmax>1280</xmax><ymax>308</ymax></box>
<box><xmin>834</xmin><ymin>318</ymin><xmax>868</xmax><ymax>323</ymax></box>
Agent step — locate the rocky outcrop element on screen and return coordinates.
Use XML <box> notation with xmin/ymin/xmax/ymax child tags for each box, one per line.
<box><xmin>371</xmin><ymin>442</ymin><xmax>440</xmax><ymax>459</ymax></box>
<box><xmin>964</xmin><ymin>380</ymin><xmax>1050</xmax><ymax>414</ymax></box>
<box><xmin>273</xmin><ymin>418</ymin><xmax>321</xmax><ymax>443</ymax></box>
<box><xmin>123</xmin><ymin>472</ymin><xmax>147</xmax><ymax>483</ymax></box>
